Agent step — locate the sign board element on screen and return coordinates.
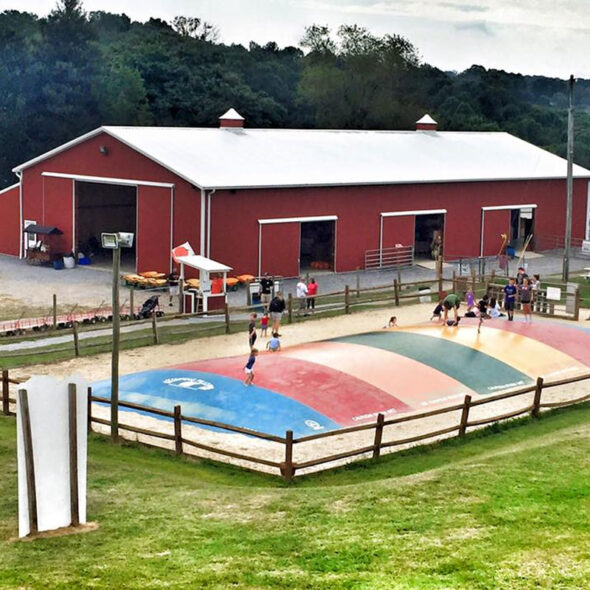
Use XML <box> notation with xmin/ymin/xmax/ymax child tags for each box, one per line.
<box><xmin>17</xmin><ymin>375</ymin><xmax>88</xmax><ymax>537</ymax></box>
<box><xmin>582</xmin><ymin>240</ymin><xmax>590</xmax><ymax>255</ymax></box>
<box><xmin>546</xmin><ymin>286</ymin><xmax>561</xmax><ymax>301</ymax></box>
<box><xmin>419</xmin><ymin>287</ymin><xmax>432</xmax><ymax>304</ymax></box>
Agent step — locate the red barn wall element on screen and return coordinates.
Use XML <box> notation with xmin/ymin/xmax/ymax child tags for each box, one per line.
<box><xmin>382</xmin><ymin>215</ymin><xmax>416</xmax><ymax>249</ymax></box>
<box><xmin>0</xmin><ymin>184</ymin><xmax>20</xmax><ymax>256</ymax></box>
<box><xmin>19</xmin><ymin>132</ymin><xmax>201</xmax><ymax>264</ymax></box>
<box><xmin>136</xmin><ymin>185</ymin><xmax>172</xmax><ymax>273</ymax></box>
<box><xmin>209</xmin><ymin>178</ymin><xmax>588</xmax><ymax>275</ymax></box>
<box><xmin>481</xmin><ymin>210</ymin><xmax>511</xmax><ymax>257</ymax></box>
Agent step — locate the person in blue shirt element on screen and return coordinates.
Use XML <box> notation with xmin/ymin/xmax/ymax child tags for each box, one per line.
<box><xmin>266</xmin><ymin>332</ymin><xmax>281</xmax><ymax>352</ymax></box>
<box><xmin>243</xmin><ymin>348</ymin><xmax>258</xmax><ymax>386</ymax></box>
<box><xmin>503</xmin><ymin>278</ymin><xmax>517</xmax><ymax>321</ymax></box>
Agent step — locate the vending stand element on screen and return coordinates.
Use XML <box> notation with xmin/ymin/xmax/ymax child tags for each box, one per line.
<box><xmin>173</xmin><ymin>252</ymin><xmax>232</xmax><ymax>314</ymax></box>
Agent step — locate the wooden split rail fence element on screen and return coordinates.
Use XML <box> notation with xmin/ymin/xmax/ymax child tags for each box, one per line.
<box><xmin>0</xmin><ymin>277</ymin><xmax>448</xmax><ymax>363</ymax></box>
<box><xmin>3</xmin><ymin>369</ymin><xmax>589</xmax><ymax>481</ymax></box>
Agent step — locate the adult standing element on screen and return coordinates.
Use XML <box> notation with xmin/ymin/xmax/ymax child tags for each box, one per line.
<box><xmin>248</xmin><ymin>312</ymin><xmax>257</xmax><ymax>349</ymax></box>
<box><xmin>442</xmin><ymin>293</ymin><xmax>461</xmax><ymax>326</ymax></box>
<box><xmin>296</xmin><ymin>277</ymin><xmax>308</xmax><ymax>316</ymax></box>
<box><xmin>503</xmin><ymin>277</ymin><xmax>517</xmax><ymax>321</ymax></box>
<box><xmin>259</xmin><ymin>272</ymin><xmax>274</xmax><ymax>310</ymax></box>
<box><xmin>307</xmin><ymin>277</ymin><xmax>318</xmax><ymax>313</ymax></box>
<box><xmin>268</xmin><ymin>291</ymin><xmax>286</xmax><ymax>335</ymax></box>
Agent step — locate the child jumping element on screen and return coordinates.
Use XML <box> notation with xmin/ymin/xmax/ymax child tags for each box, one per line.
<box><xmin>243</xmin><ymin>348</ymin><xmax>258</xmax><ymax>386</ymax></box>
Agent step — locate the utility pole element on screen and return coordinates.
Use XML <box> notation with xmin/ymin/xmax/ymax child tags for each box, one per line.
<box><xmin>562</xmin><ymin>74</ymin><xmax>575</xmax><ymax>282</ymax></box>
<box><xmin>111</xmin><ymin>245</ymin><xmax>121</xmax><ymax>442</ymax></box>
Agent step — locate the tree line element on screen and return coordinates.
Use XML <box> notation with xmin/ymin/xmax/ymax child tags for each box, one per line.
<box><xmin>1</xmin><ymin>0</ymin><xmax>589</xmax><ymax>187</ymax></box>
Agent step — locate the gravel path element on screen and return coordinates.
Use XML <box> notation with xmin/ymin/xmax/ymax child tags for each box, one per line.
<box><xmin>1</xmin><ymin>250</ymin><xmax>588</xmax><ymax>312</ymax></box>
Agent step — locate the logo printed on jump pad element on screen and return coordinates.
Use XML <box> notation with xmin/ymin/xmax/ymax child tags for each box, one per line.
<box><xmin>163</xmin><ymin>377</ymin><xmax>214</xmax><ymax>391</ymax></box>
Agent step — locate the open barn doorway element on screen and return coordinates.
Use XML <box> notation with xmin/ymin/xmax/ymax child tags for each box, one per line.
<box><xmin>300</xmin><ymin>220</ymin><xmax>335</xmax><ymax>272</ymax></box>
<box><xmin>76</xmin><ymin>181</ymin><xmax>137</xmax><ymax>271</ymax></box>
<box><xmin>510</xmin><ymin>207</ymin><xmax>535</xmax><ymax>251</ymax></box>
<box><xmin>414</xmin><ymin>213</ymin><xmax>444</xmax><ymax>260</ymax></box>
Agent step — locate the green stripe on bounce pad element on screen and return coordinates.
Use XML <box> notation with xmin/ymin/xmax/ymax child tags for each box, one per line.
<box><xmin>331</xmin><ymin>331</ymin><xmax>533</xmax><ymax>395</ymax></box>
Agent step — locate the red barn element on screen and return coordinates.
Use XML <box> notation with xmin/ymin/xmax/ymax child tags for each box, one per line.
<box><xmin>1</xmin><ymin>110</ymin><xmax>589</xmax><ymax>276</ymax></box>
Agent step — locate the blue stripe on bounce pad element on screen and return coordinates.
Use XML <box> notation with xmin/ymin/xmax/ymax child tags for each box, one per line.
<box><xmin>91</xmin><ymin>369</ymin><xmax>340</xmax><ymax>438</ymax></box>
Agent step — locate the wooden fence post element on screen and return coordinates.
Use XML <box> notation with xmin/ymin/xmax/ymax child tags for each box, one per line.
<box><xmin>87</xmin><ymin>386</ymin><xmax>92</xmax><ymax>434</ymax></box>
<box><xmin>437</xmin><ymin>256</ymin><xmax>443</xmax><ymax>294</ymax></box>
<box><xmin>281</xmin><ymin>430</ymin><xmax>294</xmax><ymax>482</ymax></box>
<box><xmin>151</xmin><ymin>313</ymin><xmax>160</xmax><ymax>345</ymax></box>
<box><xmin>174</xmin><ymin>405</ymin><xmax>183</xmax><ymax>456</ymax></box>
<box><xmin>471</xmin><ymin>268</ymin><xmax>476</xmax><ymax>293</ymax></box>
<box><xmin>393</xmin><ymin>279</ymin><xmax>400</xmax><ymax>306</ymax></box>
<box><xmin>373</xmin><ymin>413</ymin><xmax>385</xmax><ymax>459</ymax></box>
<box><xmin>129</xmin><ymin>287</ymin><xmax>135</xmax><ymax>319</ymax></box>
<box><xmin>224</xmin><ymin>303</ymin><xmax>230</xmax><ymax>334</ymax></box>
<box><xmin>72</xmin><ymin>322</ymin><xmax>80</xmax><ymax>357</ymax></box>
<box><xmin>52</xmin><ymin>294</ymin><xmax>57</xmax><ymax>329</ymax></box>
<box><xmin>531</xmin><ymin>377</ymin><xmax>544</xmax><ymax>419</ymax></box>
<box><xmin>574</xmin><ymin>288</ymin><xmax>580</xmax><ymax>321</ymax></box>
<box><xmin>178</xmin><ymin>279</ymin><xmax>185</xmax><ymax>314</ymax></box>
<box><xmin>287</xmin><ymin>294</ymin><xmax>293</xmax><ymax>324</ymax></box>
<box><xmin>68</xmin><ymin>383</ymin><xmax>80</xmax><ymax>527</ymax></box>
<box><xmin>18</xmin><ymin>388</ymin><xmax>38</xmax><ymax>535</ymax></box>
<box><xmin>356</xmin><ymin>269</ymin><xmax>360</xmax><ymax>298</ymax></box>
<box><xmin>2</xmin><ymin>369</ymin><xmax>9</xmax><ymax>416</ymax></box>
<box><xmin>344</xmin><ymin>285</ymin><xmax>350</xmax><ymax>314</ymax></box>
<box><xmin>458</xmin><ymin>394</ymin><xmax>472</xmax><ymax>437</ymax></box>
<box><xmin>452</xmin><ymin>270</ymin><xmax>456</xmax><ymax>294</ymax></box>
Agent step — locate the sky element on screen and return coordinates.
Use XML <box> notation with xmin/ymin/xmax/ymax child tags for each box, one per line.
<box><xmin>1</xmin><ymin>0</ymin><xmax>588</xmax><ymax>78</ymax></box>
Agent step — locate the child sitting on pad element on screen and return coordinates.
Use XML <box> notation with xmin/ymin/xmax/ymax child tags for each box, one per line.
<box><xmin>266</xmin><ymin>332</ymin><xmax>281</xmax><ymax>352</ymax></box>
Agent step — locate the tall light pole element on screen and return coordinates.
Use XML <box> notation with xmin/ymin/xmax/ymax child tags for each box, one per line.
<box><xmin>562</xmin><ymin>74</ymin><xmax>575</xmax><ymax>282</ymax></box>
<box><xmin>101</xmin><ymin>232</ymin><xmax>134</xmax><ymax>442</ymax></box>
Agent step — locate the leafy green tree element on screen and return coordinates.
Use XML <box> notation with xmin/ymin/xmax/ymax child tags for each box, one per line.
<box><xmin>172</xmin><ymin>16</ymin><xmax>219</xmax><ymax>42</ymax></box>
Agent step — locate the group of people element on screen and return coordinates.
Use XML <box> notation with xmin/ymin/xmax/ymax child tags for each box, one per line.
<box><xmin>431</xmin><ymin>267</ymin><xmax>541</xmax><ymax>327</ymax></box>
<box><xmin>244</xmin><ymin>274</ymin><xmax>319</xmax><ymax>386</ymax></box>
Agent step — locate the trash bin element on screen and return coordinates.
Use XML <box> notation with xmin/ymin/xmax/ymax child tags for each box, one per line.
<box><xmin>63</xmin><ymin>255</ymin><xmax>76</xmax><ymax>269</ymax></box>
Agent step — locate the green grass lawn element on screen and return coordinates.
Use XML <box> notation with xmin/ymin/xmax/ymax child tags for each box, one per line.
<box><xmin>1</xmin><ymin>404</ymin><xmax>590</xmax><ymax>589</ymax></box>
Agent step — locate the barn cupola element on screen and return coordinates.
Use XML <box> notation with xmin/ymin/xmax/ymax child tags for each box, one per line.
<box><xmin>415</xmin><ymin>114</ymin><xmax>438</xmax><ymax>131</ymax></box>
<box><xmin>219</xmin><ymin>108</ymin><xmax>245</xmax><ymax>129</ymax></box>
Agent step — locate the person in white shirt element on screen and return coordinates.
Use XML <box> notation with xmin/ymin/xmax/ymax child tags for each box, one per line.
<box><xmin>296</xmin><ymin>277</ymin><xmax>308</xmax><ymax>316</ymax></box>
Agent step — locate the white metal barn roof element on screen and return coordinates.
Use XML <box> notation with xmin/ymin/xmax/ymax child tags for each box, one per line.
<box><xmin>14</xmin><ymin>125</ymin><xmax>590</xmax><ymax>190</ymax></box>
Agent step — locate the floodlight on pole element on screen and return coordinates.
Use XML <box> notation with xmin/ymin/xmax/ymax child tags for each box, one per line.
<box><xmin>102</xmin><ymin>231</ymin><xmax>134</xmax><ymax>443</ymax></box>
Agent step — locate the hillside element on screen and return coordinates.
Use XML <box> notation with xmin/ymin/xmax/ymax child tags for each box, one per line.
<box><xmin>1</xmin><ymin>403</ymin><xmax>589</xmax><ymax>588</ymax></box>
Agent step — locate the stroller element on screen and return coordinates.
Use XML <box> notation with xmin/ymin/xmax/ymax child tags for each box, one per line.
<box><xmin>136</xmin><ymin>295</ymin><xmax>164</xmax><ymax>319</ymax></box>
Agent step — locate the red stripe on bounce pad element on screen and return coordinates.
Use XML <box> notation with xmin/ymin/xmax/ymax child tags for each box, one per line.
<box><xmin>174</xmin><ymin>354</ymin><xmax>411</xmax><ymax>425</ymax></box>
<box><xmin>281</xmin><ymin>342</ymin><xmax>476</xmax><ymax>408</ymax></box>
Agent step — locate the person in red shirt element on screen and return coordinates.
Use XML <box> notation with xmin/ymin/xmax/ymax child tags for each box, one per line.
<box><xmin>307</xmin><ymin>278</ymin><xmax>318</xmax><ymax>313</ymax></box>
